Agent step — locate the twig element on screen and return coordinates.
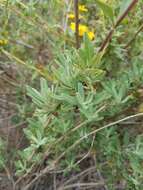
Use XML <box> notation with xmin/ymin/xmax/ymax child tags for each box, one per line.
<box><xmin>21</xmin><ymin>112</ymin><xmax>143</xmax><ymax>190</ymax></box>
<box><xmin>72</xmin><ymin>134</ymin><xmax>96</xmax><ymax>168</ymax></box>
<box><xmin>63</xmin><ymin>0</ymin><xmax>72</xmax><ymax>33</ymax></box>
<box><xmin>95</xmin><ymin>154</ymin><xmax>108</xmax><ymax>190</ymax></box>
<box><xmin>15</xmin><ymin>107</ymin><xmax>105</xmax><ymax>188</ymax></box>
<box><xmin>125</xmin><ymin>23</ymin><xmax>143</xmax><ymax>48</ymax></box>
<box><xmin>2</xmin><ymin>49</ymin><xmax>54</xmax><ymax>82</ymax></box>
<box><xmin>53</xmin><ymin>173</ymin><xmax>57</xmax><ymax>190</ymax></box>
<box><xmin>10</xmin><ymin>39</ymin><xmax>34</xmax><ymax>49</ymax></box>
<box><xmin>2</xmin><ymin>164</ymin><xmax>15</xmax><ymax>190</ymax></box>
<box><xmin>99</xmin><ymin>0</ymin><xmax>138</xmax><ymax>52</ymax></box>
<box><xmin>115</xmin><ymin>0</ymin><xmax>138</xmax><ymax>28</ymax></box>
<box><xmin>74</xmin><ymin>0</ymin><xmax>79</xmax><ymax>49</ymax></box>
<box><xmin>58</xmin><ymin>166</ymin><xmax>96</xmax><ymax>188</ymax></box>
<box><xmin>58</xmin><ymin>182</ymin><xmax>104</xmax><ymax>190</ymax></box>
<box><xmin>53</xmin><ymin>112</ymin><xmax>143</xmax><ymax>168</ymax></box>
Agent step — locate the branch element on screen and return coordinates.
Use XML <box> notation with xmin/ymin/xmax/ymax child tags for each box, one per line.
<box><xmin>99</xmin><ymin>0</ymin><xmax>138</xmax><ymax>52</ymax></box>
<box><xmin>125</xmin><ymin>23</ymin><xmax>143</xmax><ymax>48</ymax></box>
<box><xmin>115</xmin><ymin>0</ymin><xmax>138</xmax><ymax>27</ymax></box>
<box><xmin>21</xmin><ymin>112</ymin><xmax>143</xmax><ymax>190</ymax></box>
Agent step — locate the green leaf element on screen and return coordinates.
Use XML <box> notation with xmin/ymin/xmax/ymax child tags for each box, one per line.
<box><xmin>95</xmin><ymin>0</ymin><xmax>114</xmax><ymax>21</ymax></box>
<box><xmin>118</xmin><ymin>0</ymin><xmax>132</xmax><ymax>17</ymax></box>
<box><xmin>54</xmin><ymin>93</ymin><xmax>76</xmax><ymax>105</ymax></box>
<box><xmin>92</xmin><ymin>51</ymin><xmax>105</xmax><ymax>66</ymax></box>
<box><xmin>77</xmin><ymin>82</ymin><xmax>85</xmax><ymax>101</ymax></box>
<box><xmin>94</xmin><ymin>91</ymin><xmax>111</xmax><ymax>105</ymax></box>
<box><xmin>79</xmin><ymin>34</ymin><xmax>94</xmax><ymax>66</ymax></box>
<box><xmin>40</xmin><ymin>78</ymin><xmax>49</xmax><ymax>98</ymax></box>
<box><xmin>27</xmin><ymin>86</ymin><xmax>44</xmax><ymax>107</ymax></box>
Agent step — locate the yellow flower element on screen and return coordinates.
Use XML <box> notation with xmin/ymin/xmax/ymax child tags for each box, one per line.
<box><xmin>79</xmin><ymin>5</ymin><xmax>88</xmax><ymax>12</ymax></box>
<box><xmin>68</xmin><ymin>13</ymin><xmax>75</xmax><ymax>19</ymax></box>
<box><xmin>87</xmin><ymin>31</ymin><xmax>95</xmax><ymax>40</ymax></box>
<box><xmin>79</xmin><ymin>25</ymin><xmax>88</xmax><ymax>36</ymax></box>
<box><xmin>70</xmin><ymin>22</ymin><xmax>95</xmax><ymax>40</ymax></box>
<box><xmin>0</xmin><ymin>39</ymin><xmax>8</xmax><ymax>46</ymax></box>
<box><xmin>70</xmin><ymin>22</ymin><xmax>76</xmax><ymax>31</ymax></box>
<box><xmin>70</xmin><ymin>22</ymin><xmax>88</xmax><ymax>36</ymax></box>
<box><xmin>68</xmin><ymin>13</ymin><xmax>83</xmax><ymax>20</ymax></box>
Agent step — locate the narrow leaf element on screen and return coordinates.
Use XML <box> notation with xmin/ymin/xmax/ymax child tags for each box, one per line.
<box><xmin>95</xmin><ymin>0</ymin><xmax>114</xmax><ymax>21</ymax></box>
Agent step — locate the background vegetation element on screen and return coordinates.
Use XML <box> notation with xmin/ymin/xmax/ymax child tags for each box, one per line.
<box><xmin>0</xmin><ymin>0</ymin><xmax>143</xmax><ymax>189</ymax></box>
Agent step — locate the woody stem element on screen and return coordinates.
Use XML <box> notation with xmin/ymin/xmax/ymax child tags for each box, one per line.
<box><xmin>99</xmin><ymin>0</ymin><xmax>138</xmax><ymax>52</ymax></box>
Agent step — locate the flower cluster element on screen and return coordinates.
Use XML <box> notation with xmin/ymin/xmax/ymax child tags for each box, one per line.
<box><xmin>0</xmin><ymin>39</ymin><xmax>8</xmax><ymax>46</ymax></box>
<box><xmin>68</xmin><ymin>5</ymin><xmax>95</xmax><ymax>41</ymax></box>
<box><xmin>78</xmin><ymin>5</ymin><xmax>88</xmax><ymax>12</ymax></box>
